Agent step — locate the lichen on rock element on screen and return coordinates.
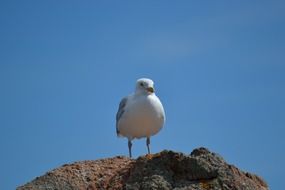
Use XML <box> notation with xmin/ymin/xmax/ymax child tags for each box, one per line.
<box><xmin>17</xmin><ymin>147</ymin><xmax>268</xmax><ymax>190</ymax></box>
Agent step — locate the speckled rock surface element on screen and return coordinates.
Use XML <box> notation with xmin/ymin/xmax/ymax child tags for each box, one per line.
<box><xmin>17</xmin><ymin>147</ymin><xmax>268</xmax><ymax>190</ymax></box>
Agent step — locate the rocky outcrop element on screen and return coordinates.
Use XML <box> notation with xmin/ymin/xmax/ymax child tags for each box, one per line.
<box><xmin>17</xmin><ymin>147</ymin><xmax>268</xmax><ymax>190</ymax></box>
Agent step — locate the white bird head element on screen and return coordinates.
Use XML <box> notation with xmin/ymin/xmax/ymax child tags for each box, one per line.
<box><xmin>135</xmin><ymin>78</ymin><xmax>155</xmax><ymax>95</ymax></box>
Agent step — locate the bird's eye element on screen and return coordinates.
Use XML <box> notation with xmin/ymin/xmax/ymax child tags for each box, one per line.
<box><xmin>140</xmin><ymin>82</ymin><xmax>144</xmax><ymax>87</ymax></box>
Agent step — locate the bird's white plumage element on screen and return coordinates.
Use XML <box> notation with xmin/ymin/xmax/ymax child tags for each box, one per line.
<box><xmin>116</xmin><ymin>78</ymin><xmax>165</xmax><ymax>141</ymax></box>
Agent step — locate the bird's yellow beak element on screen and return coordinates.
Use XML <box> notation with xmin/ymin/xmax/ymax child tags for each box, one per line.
<box><xmin>147</xmin><ymin>87</ymin><xmax>155</xmax><ymax>93</ymax></box>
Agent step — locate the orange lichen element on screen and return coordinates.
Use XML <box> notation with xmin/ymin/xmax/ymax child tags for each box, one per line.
<box><xmin>199</xmin><ymin>180</ymin><xmax>211</xmax><ymax>190</ymax></box>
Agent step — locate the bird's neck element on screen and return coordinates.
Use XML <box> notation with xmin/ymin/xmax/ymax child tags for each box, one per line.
<box><xmin>135</xmin><ymin>90</ymin><xmax>154</xmax><ymax>96</ymax></box>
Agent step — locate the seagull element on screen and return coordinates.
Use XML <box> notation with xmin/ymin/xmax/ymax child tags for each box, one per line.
<box><xmin>116</xmin><ymin>78</ymin><xmax>165</xmax><ymax>158</ymax></box>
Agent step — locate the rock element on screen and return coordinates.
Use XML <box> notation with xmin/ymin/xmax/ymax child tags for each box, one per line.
<box><xmin>17</xmin><ymin>147</ymin><xmax>268</xmax><ymax>190</ymax></box>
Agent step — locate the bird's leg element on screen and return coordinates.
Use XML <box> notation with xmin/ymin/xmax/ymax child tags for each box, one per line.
<box><xmin>128</xmin><ymin>140</ymin><xmax>132</xmax><ymax>158</ymax></box>
<box><xmin>146</xmin><ymin>137</ymin><xmax>151</xmax><ymax>154</ymax></box>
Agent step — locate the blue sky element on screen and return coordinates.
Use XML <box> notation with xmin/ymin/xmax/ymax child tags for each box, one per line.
<box><xmin>0</xmin><ymin>1</ymin><xmax>284</xmax><ymax>189</ymax></box>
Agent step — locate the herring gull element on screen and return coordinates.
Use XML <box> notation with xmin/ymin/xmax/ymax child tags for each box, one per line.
<box><xmin>116</xmin><ymin>78</ymin><xmax>165</xmax><ymax>157</ymax></box>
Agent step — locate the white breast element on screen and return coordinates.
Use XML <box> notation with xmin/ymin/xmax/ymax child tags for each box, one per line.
<box><xmin>117</xmin><ymin>94</ymin><xmax>165</xmax><ymax>140</ymax></box>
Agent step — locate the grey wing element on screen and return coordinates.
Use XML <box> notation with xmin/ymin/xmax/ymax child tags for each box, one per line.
<box><xmin>116</xmin><ymin>97</ymin><xmax>128</xmax><ymax>136</ymax></box>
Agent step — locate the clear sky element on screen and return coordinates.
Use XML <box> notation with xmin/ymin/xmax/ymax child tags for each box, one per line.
<box><xmin>0</xmin><ymin>1</ymin><xmax>284</xmax><ymax>189</ymax></box>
